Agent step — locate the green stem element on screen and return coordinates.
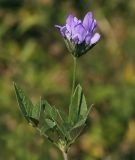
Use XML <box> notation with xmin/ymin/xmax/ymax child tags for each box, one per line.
<box><xmin>62</xmin><ymin>151</ymin><xmax>68</xmax><ymax>160</ymax></box>
<box><xmin>71</xmin><ymin>57</ymin><xmax>77</xmax><ymax>98</ymax></box>
<box><xmin>69</xmin><ymin>57</ymin><xmax>77</xmax><ymax>119</ymax></box>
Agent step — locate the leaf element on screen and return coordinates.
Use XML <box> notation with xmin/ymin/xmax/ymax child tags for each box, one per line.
<box><xmin>39</xmin><ymin>119</ymin><xmax>56</xmax><ymax>135</ymax></box>
<box><xmin>78</xmin><ymin>86</ymin><xmax>87</xmax><ymax>120</ymax></box>
<box><xmin>45</xmin><ymin>118</ymin><xmax>56</xmax><ymax>128</ymax></box>
<box><xmin>43</xmin><ymin>100</ymin><xmax>57</xmax><ymax>120</ymax></box>
<box><xmin>29</xmin><ymin>99</ymin><xmax>42</xmax><ymax>127</ymax></box>
<box><xmin>41</xmin><ymin>99</ymin><xmax>71</xmax><ymax>140</ymax></box>
<box><xmin>71</xmin><ymin>104</ymin><xmax>93</xmax><ymax>130</ymax></box>
<box><xmin>14</xmin><ymin>82</ymin><xmax>33</xmax><ymax>119</ymax></box>
<box><xmin>40</xmin><ymin>126</ymin><xmax>50</xmax><ymax>136</ymax></box>
<box><xmin>68</xmin><ymin>104</ymin><xmax>93</xmax><ymax>145</ymax></box>
<box><xmin>71</xmin><ymin>119</ymin><xmax>86</xmax><ymax>130</ymax></box>
<box><xmin>13</xmin><ymin>82</ymin><xmax>41</xmax><ymax>127</ymax></box>
<box><xmin>31</xmin><ymin>100</ymin><xmax>41</xmax><ymax>119</ymax></box>
<box><xmin>69</xmin><ymin>84</ymin><xmax>88</xmax><ymax>126</ymax></box>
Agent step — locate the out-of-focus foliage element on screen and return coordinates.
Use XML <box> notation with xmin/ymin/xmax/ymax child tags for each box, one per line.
<box><xmin>0</xmin><ymin>0</ymin><xmax>135</xmax><ymax>160</ymax></box>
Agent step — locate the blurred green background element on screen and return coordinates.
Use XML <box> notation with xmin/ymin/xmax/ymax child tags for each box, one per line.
<box><xmin>0</xmin><ymin>0</ymin><xmax>135</xmax><ymax>160</ymax></box>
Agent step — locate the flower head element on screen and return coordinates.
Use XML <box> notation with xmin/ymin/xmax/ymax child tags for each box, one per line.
<box><xmin>55</xmin><ymin>12</ymin><xmax>100</xmax><ymax>57</ymax></box>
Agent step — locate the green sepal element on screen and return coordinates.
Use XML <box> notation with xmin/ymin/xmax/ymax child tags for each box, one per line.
<box><xmin>64</xmin><ymin>38</ymin><xmax>96</xmax><ymax>58</ymax></box>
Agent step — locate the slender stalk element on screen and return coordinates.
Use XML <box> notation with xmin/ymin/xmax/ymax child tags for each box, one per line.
<box><xmin>69</xmin><ymin>56</ymin><xmax>77</xmax><ymax>118</ymax></box>
<box><xmin>62</xmin><ymin>151</ymin><xmax>68</xmax><ymax>160</ymax></box>
<box><xmin>71</xmin><ymin>57</ymin><xmax>77</xmax><ymax>98</ymax></box>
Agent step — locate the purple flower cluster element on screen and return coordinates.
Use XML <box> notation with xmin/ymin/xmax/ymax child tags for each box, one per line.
<box><xmin>55</xmin><ymin>12</ymin><xmax>100</xmax><ymax>57</ymax></box>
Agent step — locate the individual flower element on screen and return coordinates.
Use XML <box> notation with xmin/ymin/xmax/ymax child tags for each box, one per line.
<box><xmin>55</xmin><ymin>12</ymin><xmax>101</xmax><ymax>57</ymax></box>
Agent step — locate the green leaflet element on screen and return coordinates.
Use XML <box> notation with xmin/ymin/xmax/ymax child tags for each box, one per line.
<box><xmin>45</xmin><ymin>118</ymin><xmax>56</xmax><ymax>128</ymax></box>
<box><xmin>71</xmin><ymin>104</ymin><xmax>93</xmax><ymax>130</ymax></box>
<box><xmin>68</xmin><ymin>104</ymin><xmax>93</xmax><ymax>145</ymax></box>
<box><xmin>41</xmin><ymin>100</ymin><xmax>71</xmax><ymax>140</ymax></box>
<box><xmin>40</xmin><ymin>119</ymin><xmax>56</xmax><ymax>135</ymax></box>
<box><xmin>69</xmin><ymin>84</ymin><xmax>88</xmax><ymax>126</ymax></box>
<box><xmin>43</xmin><ymin>100</ymin><xmax>57</xmax><ymax>120</ymax></box>
<box><xmin>29</xmin><ymin>100</ymin><xmax>42</xmax><ymax>126</ymax></box>
<box><xmin>14</xmin><ymin>82</ymin><xmax>41</xmax><ymax>127</ymax></box>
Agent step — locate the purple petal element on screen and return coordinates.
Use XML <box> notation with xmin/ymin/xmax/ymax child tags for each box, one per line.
<box><xmin>66</xmin><ymin>24</ymin><xmax>72</xmax><ymax>33</ymax></box>
<box><xmin>66</xmin><ymin>14</ymin><xmax>74</xmax><ymax>26</ymax></box>
<box><xmin>66</xmin><ymin>15</ymin><xmax>78</xmax><ymax>34</ymax></box>
<box><xmin>83</xmin><ymin>12</ymin><xmax>93</xmax><ymax>31</ymax></box>
<box><xmin>65</xmin><ymin>30</ymin><xmax>72</xmax><ymax>40</ymax></box>
<box><xmin>72</xmin><ymin>34</ymin><xmax>79</xmax><ymax>44</ymax></box>
<box><xmin>85</xmin><ymin>34</ymin><xmax>91</xmax><ymax>44</ymax></box>
<box><xmin>91</xmin><ymin>33</ymin><xmax>100</xmax><ymax>45</ymax></box>
<box><xmin>60</xmin><ymin>26</ymin><xmax>67</xmax><ymax>36</ymax></box>
<box><xmin>74</xmin><ymin>17</ymin><xmax>81</xmax><ymax>24</ymax></box>
<box><xmin>55</xmin><ymin>25</ymin><xmax>62</xmax><ymax>29</ymax></box>
<box><xmin>73</xmin><ymin>24</ymin><xmax>86</xmax><ymax>44</ymax></box>
<box><xmin>55</xmin><ymin>25</ymin><xmax>67</xmax><ymax>37</ymax></box>
<box><xmin>91</xmin><ymin>20</ymin><xmax>97</xmax><ymax>32</ymax></box>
